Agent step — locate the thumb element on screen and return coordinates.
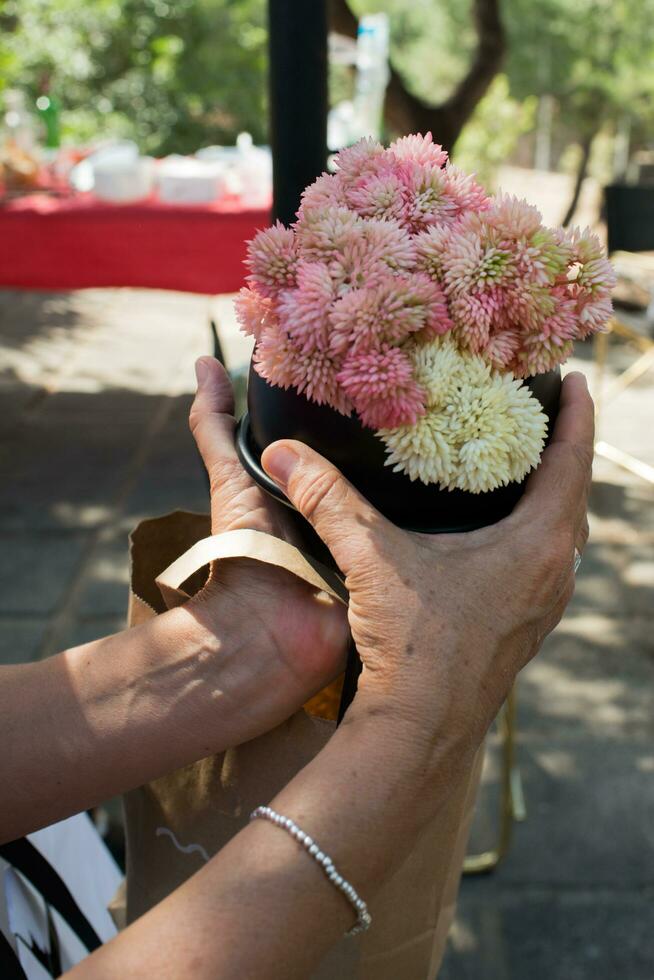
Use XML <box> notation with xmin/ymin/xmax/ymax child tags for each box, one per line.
<box><xmin>261</xmin><ymin>440</ymin><xmax>390</xmax><ymax>576</ymax></box>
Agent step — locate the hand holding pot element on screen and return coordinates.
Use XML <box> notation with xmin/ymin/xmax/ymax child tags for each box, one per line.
<box><xmin>262</xmin><ymin>372</ymin><xmax>593</xmax><ymax>746</ymax></box>
<box><xmin>189</xmin><ymin>357</ymin><xmax>349</xmax><ymax>730</ymax></box>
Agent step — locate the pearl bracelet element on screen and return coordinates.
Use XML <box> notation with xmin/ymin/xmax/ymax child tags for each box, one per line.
<box><xmin>249</xmin><ymin>805</ymin><xmax>372</xmax><ymax>937</ymax></box>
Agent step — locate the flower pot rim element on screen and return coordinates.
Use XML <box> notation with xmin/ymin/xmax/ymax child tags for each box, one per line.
<box><xmin>235</xmin><ymin>413</ymin><xmax>510</xmax><ymax>535</ymax></box>
<box><xmin>235</xmin><ymin>413</ymin><xmax>293</xmax><ymax>509</ymax></box>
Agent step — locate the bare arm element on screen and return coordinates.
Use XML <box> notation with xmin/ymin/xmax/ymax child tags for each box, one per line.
<box><xmin>1</xmin><ymin>359</ymin><xmax>348</xmax><ymax>844</ymax></box>
<box><xmin>0</xmin><ymin>584</ymin><xmax>341</xmax><ymax>845</ymax></box>
<box><xmin>0</xmin><ymin>601</ymin><xmax>220</xmax><ymax>840</ymax></box>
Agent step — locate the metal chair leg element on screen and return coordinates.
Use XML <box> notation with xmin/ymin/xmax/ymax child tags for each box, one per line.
<box><xmin>463</xmin><ymin>684</ymin><xmax>526</xmax><ymax>874</ymax></box>
<box><xmin>210</xmin><ymin>319</ymin><xmax>225</xmax><ymax>364</ymax></box>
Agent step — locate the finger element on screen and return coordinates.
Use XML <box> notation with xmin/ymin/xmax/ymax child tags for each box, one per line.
<box><xmin>549</xmin><ymin>371</ymin><xmax>595</xmax><ymax>447</ymax></box>
<box><xmin>261</xmin><ymin>439</ymin><xmax>392</xmax><ymax>575</ymax></box>
<box><xmin>516</xmin><ymin>371</ymin><xmax>594</xmax><ymax>531</ymax></box>
<box><xmin>189</xmin><ymin>357</ymin><xmax>240</xmax><ymax>480</ymax></box>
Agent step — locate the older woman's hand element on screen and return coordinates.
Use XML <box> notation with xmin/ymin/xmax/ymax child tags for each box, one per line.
<box><xmin>262</xmin><ymin>372</ymin><xmax>593</xmax><ymax>748</ymax></box>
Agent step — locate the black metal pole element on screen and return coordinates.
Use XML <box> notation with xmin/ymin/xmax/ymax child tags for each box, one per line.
<box><xmin>267</xmin><ymin>0</ymin><xmax>361</xmax><ymax>723</ymax></box>
<box><xmin>268</xmin><ymin>0</ymin><xmax>328</xmax><ymax>226</ymax></box>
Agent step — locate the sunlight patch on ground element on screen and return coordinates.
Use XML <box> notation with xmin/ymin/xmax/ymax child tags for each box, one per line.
<box><xmin>556</xmin><ymin>614</ymin><xmax>622</xmax><ymax>646</ymax></box>
<box><xmin>523</xmin><ymin>653</ymin><xmax>651</xmax><ymax>733</ymax></box>
<box><xmin>533</xmin><ymin>748</ymin><xmax>578</xmax><ymax>779</ymax></box>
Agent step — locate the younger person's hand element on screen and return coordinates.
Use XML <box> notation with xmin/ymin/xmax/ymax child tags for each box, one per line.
<box><xmin>188</xmin><ymin>358</ymin><xmax>349</xmax><ymax>737</ymax></box>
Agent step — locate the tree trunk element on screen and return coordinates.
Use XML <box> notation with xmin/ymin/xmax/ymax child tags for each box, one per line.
<box><xmin>562</xmin><ymin>135</ymin><xmax>594</xmax><ymax>227</ymax></box>
<box><xmin>329</xmin><ymin>0</ymin><xmax>506</xmax><ymax>153</ymax></box>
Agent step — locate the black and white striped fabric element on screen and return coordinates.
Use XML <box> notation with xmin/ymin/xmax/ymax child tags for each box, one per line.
<box><xmin>0</xmin><ymin>814</ymin><xmax>121</xmax><ymax>979</ymax></box>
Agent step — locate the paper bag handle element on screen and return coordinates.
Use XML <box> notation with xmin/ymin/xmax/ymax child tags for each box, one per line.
<box><xmin>155</xmin><ymin>528</ymin><xmax>348</xmax><ymax>611</ymax></box>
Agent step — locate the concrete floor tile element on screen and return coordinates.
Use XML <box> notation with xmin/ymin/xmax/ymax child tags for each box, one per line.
<box><xmin>0</xmin><ymin>532</ymin><xmax>89</xmax><ymax>614</ymax></box>
<box><xmin>124</xmin><ymin>395</ymin><xmax>210</xmax><ymax>519</ymax></box>
<box><xmin>518</xmin><ymin>616</ymin><xmax>654</xmax><ymax>740</ymax></box>
<box><xmin>0</xmin><ymin>618</ymin><xmax>49</xmax><ymax>664</ymax></box>
<box><xmin>445</xmin><ymin>884</ymin><xmax>654</xmax><ymax>980</ymax></box>
<box><xmin>61</xmin><ymin>616</ymin><xmax>128</xmax><ymax>651</ymax></box>
<box><xmin>501</xmin><ymin>739</ymin><xmax>654</xmax><ymax>886</ymax></box>
<box><xmin>75</xmin><ymin>531</ymin><xmax>131</xmax><ymax>618</ymax></box>
<box><xmin>0</xmin><ymin>414</ymin><xmax>142</xmax><ymax>530</ymax></box>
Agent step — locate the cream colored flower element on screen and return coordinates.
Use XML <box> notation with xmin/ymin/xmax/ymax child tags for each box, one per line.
<box><xmin>379</xmin><ymin>338</ymin><xmax>547</xmax><ymax>492</ymax></box>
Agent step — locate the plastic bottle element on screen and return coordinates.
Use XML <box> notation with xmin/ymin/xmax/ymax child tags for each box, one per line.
<box><xmin>353</xmin><ymin>13</ymin><xmax>390</xmax><ymax>142</ymax></box>
<box><xmin>36</xmin><ymin>94</ymin><xmax>61</xmax><ymax>150</ymax></box>
<box><xmin>235</xmin><ymin>132</ymin><xmax>272</xmax><ymax>207</ymax></box>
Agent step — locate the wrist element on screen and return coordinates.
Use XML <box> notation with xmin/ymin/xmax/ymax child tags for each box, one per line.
<box><xmin>341</xmin><ymin>692</ymin><xmax>478</xmax><ymax>802</ymax></box>
<box><xmin>182</xmin><ymin>578</ymin><xmax>340</xmax><ymax>747</ymax></box>
<box><xmin>346</xmin><ymin>636</ymin><xmax>477</xmax><ymax>751</ymax></box>
<box><xmin>348</xmin><ymin>626</ymin><xmax>496</xmax><ymax>768</ymax></box>
<box><xmin>167</xmin><ymin>593</ymin><xmax>260</xmax><ymax>748</ymax></box>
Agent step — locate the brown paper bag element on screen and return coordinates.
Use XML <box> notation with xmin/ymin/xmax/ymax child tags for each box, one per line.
<box><xmin>123</xmin><ymin>511</ymin><xmax>482</xmax><ymax>979</ymax></box>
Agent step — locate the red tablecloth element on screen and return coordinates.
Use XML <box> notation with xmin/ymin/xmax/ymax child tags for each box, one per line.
<box><xmin>0</xmin><ymin>193</ymin><xmax>271</xmax><ymax>294</ymax></box>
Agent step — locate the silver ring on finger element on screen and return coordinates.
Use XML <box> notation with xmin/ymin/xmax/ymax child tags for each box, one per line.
<box><xmin>574</xmin><ymin>547</ymin><xmax>582</xmax><ymax>575</ymax></box>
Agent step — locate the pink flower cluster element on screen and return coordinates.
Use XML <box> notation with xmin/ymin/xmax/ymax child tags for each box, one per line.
<box><xmin>236</xmin><ymin>134</ymin><xmax>615</xmax><ymax>429</ymax></box>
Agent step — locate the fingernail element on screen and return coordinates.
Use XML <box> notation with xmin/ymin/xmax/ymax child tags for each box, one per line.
<box><xmin>195</xmin><ymin>358</ymin><xmax>210</xmax><ymax>386</ymax></box>
<box><xmin>566</xmin><ymin>370</ymin><xmax>588</xmax><ymax>391</ymax></box>
<box><xmin>262</xmin><ymin>445</ymin><xmax>299</xmax><ymax>488</ymax></box>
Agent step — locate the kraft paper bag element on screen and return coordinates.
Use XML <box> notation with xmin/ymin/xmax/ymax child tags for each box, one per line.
<box><xmin>123</xmin><ymin>510</ymin><xmax>482</xmax><ymax>979</ymax></box>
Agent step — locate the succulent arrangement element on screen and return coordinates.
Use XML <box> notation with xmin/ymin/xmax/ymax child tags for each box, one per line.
<box><xmin>236</xmin><ymin>134</ymin><xmax>614</xmax><ymax>493</ymax></box>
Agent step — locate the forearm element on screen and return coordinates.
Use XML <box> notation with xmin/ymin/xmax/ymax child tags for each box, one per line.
<box><xmin>1</xmin><ymin>599</ymin><xmax>250</xmax><ymax>843</ymax></box>
<box><xmin>66</xmin><ymin>703</ymin><xmax>478</xmax><ymax>980</ymax></box>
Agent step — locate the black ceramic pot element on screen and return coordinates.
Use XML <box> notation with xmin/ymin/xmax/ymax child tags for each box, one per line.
<box><xmin>236</xmin><ymin>362</ymin><xmax>561</xmax><ymax>721</ymax></box>
<box><xmin>237</xmin><ymin>363</ymin><xmax>562</xmax><ymax>534</ymax></box>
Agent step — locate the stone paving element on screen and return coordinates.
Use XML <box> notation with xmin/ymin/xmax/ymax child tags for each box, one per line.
<box><xmin>1</xmin><ymin>287</ymin><xmax>653</xmax><ymax>978</ymax></box>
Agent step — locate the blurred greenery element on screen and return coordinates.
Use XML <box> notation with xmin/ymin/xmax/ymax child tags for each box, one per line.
<box><xmin>453</xmin><ymin>75</ymin><xmax>537</xmax><ymax>188</ymax></box>
<box><xmin>505</xmin><ymin>0</ymin><xmax>654</xmax><ymax>135</ymax></box>
<box><xmin>353</xmin><ymin>0</ymin><xmax>654</xmax><ymax>184</ymax></box>
<box><xmin>0</xmin><ymin>0</ymin><xmax>268</xmax><ymax>154</ymax></box>
<box><xmin>1</xmin><ymin>0</ymin><xmax>654</xmax><ymax>184</ymax></box>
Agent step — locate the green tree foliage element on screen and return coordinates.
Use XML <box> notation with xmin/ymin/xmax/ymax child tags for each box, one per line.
<box><xmin>503</xmin><ymin>0</ymin><xmax>654</xmax><ymax>217</ymax></box>
<box><xmin>0</xmin><ymin>0</ymin><xmax>269</xmax><ymax>154</ymax></box>
<box><xmin>351</xmin><ymin>0</ymin><xmax>529</xmax><ymax>179</ymax></box>
<box><xmin>353</xmin><ymin>0</ymin><xmax>654</xmax><ymax>157</ymax></box>
<box><xmin>2</xmin><ymin>0</ymin><xmax>653</xmax><ymax>185</ymax></box>
<box><xmin>353</xmin><ymin>0</ymin><xmax>654</xmax><ymax>198</ymax></box>
<box><xmin>504</xmin><ymin>0</ymin><xmax>654</xmax><ymax>145</ymax></box>
<box><xmin>454</xmin><ymin>75</ymin><xmax>536</xmax><ymax>187</ymax></box>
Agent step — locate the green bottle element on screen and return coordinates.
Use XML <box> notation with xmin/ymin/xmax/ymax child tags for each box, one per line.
<box><xmin>36</xmin><ymin>93</ymin><xmax>60</xmax><ymax>149</ymax></box>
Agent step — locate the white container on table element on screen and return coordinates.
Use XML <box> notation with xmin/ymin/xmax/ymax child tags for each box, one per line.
<box><xmin>92</xmin><ymin>147</ymin><xmax>155</xmax><ymax>203</ymax></box>
<box><xmin>157</xmin><ymin>156</ymin><xmax>225</xmax><ymax>204</ymax></box>
<box><xmin>195</xmin><ymin>134</ymin><xmax>272</xmax><ymax>206</ymax></box>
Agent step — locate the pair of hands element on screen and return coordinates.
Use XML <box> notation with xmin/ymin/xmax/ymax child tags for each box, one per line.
<box><xmin>189</xmin><ymin>356</ymin><xmax>592</xmax><ymax>747</ymax></box>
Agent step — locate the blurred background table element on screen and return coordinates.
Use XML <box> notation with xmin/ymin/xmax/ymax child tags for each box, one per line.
<box><xmin>0</xmin><ymin>194</ymin><xmax>270</xmax><ymax>294</ymax></box>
